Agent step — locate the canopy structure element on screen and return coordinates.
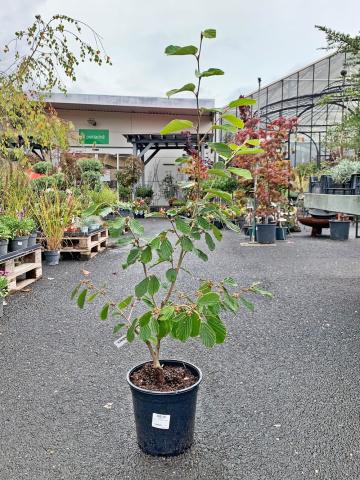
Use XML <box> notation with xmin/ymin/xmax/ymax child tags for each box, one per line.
<box><xmin>245</xmin><ymin>52</ymin><xmax>357</xmax><ymax>166</ymax></box>
<box><xmin>124</xmin><ymin>133</ymin><xmax>213</xmax><ymax>167</ymax></box>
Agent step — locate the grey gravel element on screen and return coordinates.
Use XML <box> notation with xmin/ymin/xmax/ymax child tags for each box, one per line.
<box><xmin>1</xmin><ymin>219</ymin><xmax>360</xmax><ymax>480</ymax></box>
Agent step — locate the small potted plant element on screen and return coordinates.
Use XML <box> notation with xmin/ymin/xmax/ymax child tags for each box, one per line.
<box><xmin>0</xmin><ymin>220</ymin><xmax>11</xmax><ymax>256</ymax></box>
<box><xmin>329</xmin><ymin>213</ymin><xmax>351</xmax><ymax>240</ymax></box>
<box><xmin>0</xmin><ymin>274</ymin><xmax>9</xmax><ymax>317</ymax></box>
<box><xmin>3</xmin><ymin>216</ymin><xmax>34</xmax><ymax>251</ymax></box>
<box><xmin>72</xmin><ymin>29</ymin><xmax>270</xmax><ymax>457</ymax></box>
<box><xmin>132</xmin><ymin>198</ymin><xmax>148</xmax><ymax>218</ymax></box>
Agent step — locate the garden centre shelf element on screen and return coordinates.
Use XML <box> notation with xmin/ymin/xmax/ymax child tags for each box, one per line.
<box><xmin>39</xmin><ymin>228</ymin><xmax>109</xmax><ymax>260</ymax></box>
<box><xmin>0</xmin><ymin>245</ymin><xmax>42</xmax><ymax>293</ymax></box>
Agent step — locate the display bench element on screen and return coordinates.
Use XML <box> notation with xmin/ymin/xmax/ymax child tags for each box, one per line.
<box><xmin>0</xmin><ymin>245</ymin><xmax>42</xmax><ymax>293</ymax></box>
<box><xmin>38</xmin><ymin>228</ymin><xmax>109</xmax><ymax>260</ymax></box>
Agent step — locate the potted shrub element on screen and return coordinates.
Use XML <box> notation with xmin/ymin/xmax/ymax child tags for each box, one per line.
<box><xmin>72</xmin><ymin>29</ymin><xmax>270</xmax><ymax>456</ymax></box>
<box><xmin>132</xmin><ymin>198</ymin><xmax>148</xmax><ymax>218</ymax></box>
<box><xmin>0</xmin><ymin>274</ymin><xmax>9</xmax><ymax>317</ymax></box>
<box><xmin>0</xmin><ymin>220</ymin><xmax>11</xmax><ymax>256</ymax></box>
<box><xmin>32</xmin><ymin>189</ymin><xmax>75</xmax><ymax>265</ymax></box>
<box><xmin>135</xmin><ymin>186</ymin><xmax>154</xmax><ymax>205</ymax></box>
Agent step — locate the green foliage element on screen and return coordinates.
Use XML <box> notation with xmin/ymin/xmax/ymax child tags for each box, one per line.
<box><xmin>90</xmin><ymin>186</ymin><xmax>118</xmax><ymax>206</ymax></box>
<box><xmin>0</xmin><ymin>276</ymin><xmax>9</xmax><ymax>298</ymax></box>
<box><xmin>0</xmin><ymin>221</ymin><xmax>11</xmax><ymax>240</ymax></box>
<box><xmin>33</xmin><ymin>161</ymin><xmax>52</xmax><ymax>174</ymax></box>
<box><xmin>1</xmin><ymin>216</ymin><xmax>35</xmax><ymax>238</ymax></box>
<box><xmin>135</xmin><ymin>186</ymin><xmax>154</xmax><ymax>199</ymax></box>
<box><xmin>118</xmin><ymin>184</ymin><xmax>131</xmax><ymax>201</ymax></box>
<box><xmin>72</xmin><ymin>28</ymin><xmax>270</xmax><ymax>370</ymax></box>
<box><xmin>31</xmin><ymin>176</ymin><xmax>55</xmax><ymax>191</ymax></box>
<box><xmin>78</xmin><ymin>158</ymin><xmax>103</xmax><ymax>173</ymax></box>
<box><xmin>81</xmin><ymin>171</ymin><xmax>101</xmax><ymax>190</ymax></box>
<box><xmin>328</xmin><ymin>159</ymin><xmax>360</xmax><ymax>183</ymax></box>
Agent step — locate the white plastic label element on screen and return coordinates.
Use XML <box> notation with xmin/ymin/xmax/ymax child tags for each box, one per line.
<box><xmin>18</xmin><ymin>242</ymin><xmax>22</xmax><ymax>245</ymax></box>
<box><xmin>114</xmin><ymin>335</ymin><xmax>127</xmax><ymax>349</ymax></box>
<box><xmin>152</xmin><ymin>413</ymin><xmax>170</xmax><ymax>430</ymax></box>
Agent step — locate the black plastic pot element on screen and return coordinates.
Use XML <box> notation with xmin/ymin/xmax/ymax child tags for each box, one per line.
<box><xmin>0</xmin><ymin>239</ymin><xmax>8</xmax><ymax>256</ymax></box>
<box><xmin>276</xmin><ymin>226</ymin><xmax>287</xmax><ymax>241</ymax></box>
<box><xmin>127</xmin><ymin>360</ymin><xmax>202</xmax><ymax>456</ymax></box>
<box><xmin>213</xmin><ymin>220</ymin><xmax>224</xmax><ymax>230</ymax></box>
<box><xmin>329</xmin><ymin>220</ymin><xmax>350</xmax><ymax>241</ymax></box>
<box><xmin>44</xmin><ymin>250</ymin><xmax>60</xmax><ymax>266</ymax></box>
<box><xmin>9</xmin><ymin>236</ymin><xmax>29</xmax><ymax>252</ymax></box>
<box><xmin>28</xmin><ymin>233</ymin><xmax>37</xmax><ymax>247</ymax></box>
<box><xmin>256</xmin><ymin>224</ymin><xmax>276</xmax><ymax>244</ymax></box>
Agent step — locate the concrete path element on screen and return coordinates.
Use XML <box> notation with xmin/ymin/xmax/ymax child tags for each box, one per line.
<box><xmin>1</xmin><ymin>220</ymin><xmax>360</xmax><ymax>480</ymax></box>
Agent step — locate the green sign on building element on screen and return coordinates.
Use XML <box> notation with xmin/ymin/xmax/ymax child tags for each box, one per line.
<box><xmin>79</xmin><ymin>129</ymin><xmax>109</xmax><ymax>145</ymax></box>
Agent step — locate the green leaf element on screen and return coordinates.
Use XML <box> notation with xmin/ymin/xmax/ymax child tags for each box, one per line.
<box><xmin>113</xmin><ymin>323</ymin><xmax>125</xmax><ymax>334</ymax></box>
<box><xmin>129</xmin><ymin>218</ymin><xmax>144</xmax><ymax>236</ymax></box>
<box><xmin>190</xmin><ymin>228</ymin><xmax>201</xmax><ymax>240</ymax></box>
<box><xmin>212</xmin><ymin>124</ymin><xmax>237</xmax><ymax>133</ymax></box>
<box><xmin>206</xmin><ymin>315</ymin><xmax>227</xmax><ymax>343</ymax></box>
<box><xmin>228</xmin><ymin>167</ymin><xmax>252</xmax><ymax>180</ymax></box>
<box><xmin>159</xmin><ymin>305</ymin><xmax>175</xmax><ymax>321</ymax></box>
<box><xmin>148</xmin><ymin>275</ymin><xmax>160</xmax><ymax>296</ymax></box>
<box><xmin>222</xmin><ymin>217</ymin><xmax>241</xmax><ymax>233</ymax></box>
<box><xmin>118</xmin><ymin>295</ymin><xmax>133</xmax><ymax>309</ymax></box>
<box><xmin>208</xmin><ymin>168</ymin><xmax>230</xmax><ymax>177</ymax></box>
<box><xmin>196</xmin><ymin>67</ymin><xmax>224</xmax><ymax>78</ymax></box>
<box><xmin>116</xmin><ymin>236</ymin><xmax>134</xmax><ymax>247</ymax></box>
<box><xmin>202</xmin><ymin>28</ymin><xmax>216</xmax><ymax>38</ymax></box>
<box><xmin>127</xmin><ymin>326</ymin><xmax>135</xmax><ymax>343</ymax></box>
<box><xmin>205</xmin><ymin>188</ymin><xmax>232</xmax><ymax>203</ymax></box>
<box><xmin>109</xmin><ymin>217</ymin><xmax>126</xmax><ymax>230</ymax></box>
<box><xmin>100</xmin><ymin>303</ymin><xmax>110</xmax><ymax>320</ymax></box>
<box><xmin>180</xmin><ymin>236</ymin><xmax>193</xmax><ymax>252</ymax></box>
<box><xmin>166</xmin><ymin>83</ymin><xmax>196</xmax><ymax>97</ymax></box>
<box><xmin>176</xmin><ymin>316</ymin><xmax>193</xmax><ymax>341</ymax></box>
<box><xmin>228</xmin><ymin>98</ymin><xmax>256</xmax><ymax>108</ymax></box>
<box><xmin>197</xmin><ymin>217</ymin><xmax>211</xmax><ymax>230</ymax></box>
<box><xmin>139</xmin><ymin>324</ymin><xmax>152</xmax><ymax>341</ymax></box>
<box><xmin>140</xmin><ymin>246</ymin><xmax>152</xmax><ymax>264</ymax></box>
<box><xmin>193</xmin><ymin>248</ymin><xmax>208</xmax><ymax>262</ymax></box>
<box><xmin>223</xmin><ymin>277</ymin><xmax>238</xmax><ymax>287</ymax></box>
<box><xmin>223</xmin><ymin>289</ymin><xmax>239</xmax><ymax>313</ymax></box>
<box><xmin>158</xmin><ymin>320</ymin><xmax>171</xmax><ymax>339</ymax></box>
<box><xmin>127</xmin><ymin>247</ymin><xmax>140</xmax><ymax>266</ymax></box>
<box><xmin>71</xmin><ymin>284</ymin><xmax>80</xmax><ymax>300</ymax></box>
<box><xmin>77</xmin><ymin>289</ymin><xmax>87</xmax><ymax>309</ymax></box>
<box><xmin>166</xmin><ymin>268</ymin><xmax>177</xmax><ymax>283</ymax></box>
<box><xmin>198</xmin><ymin>291</ymin><xmax>220</xmax><ymax>307</ymax></box>
<box><xmin>135</xmin><ymin>278</ymin><xmax>149</xmax><ymax>298</ymax></box>
<box><xmin>139</xmin><ymin>311</ymin><xmax>152</xmax><ymax>327</ymax></box>
<box><xmin>175</xmin><ymin>217</ymin><xmax>191</xmax><ymax>235</ymax></box>
<box><xmin>211</xmin><ymin>224</ymin><xmax>223</xmax><ymax>241</ymax></box>
<box><xmin>190</xmin><ymin>313</ymin><xmax>201</xmax><ymax>337</ymax></box>
<box><xmin>246</xmin><ymin>138</ymin><xmax>261</xmax><ymax>146</ymax></box>
<box><xmin>165</xmin><ymin>44</ymin><xmax>198</xmax><ymax>55</ymax></box>
<box><xmin>86</xmin><ymin>292</ymin><xmax>99</xmax><ymax>302</ymax></box>
<box><xmin>240</xmin><ymin>296</ymin><xmax>255</xmax><ymax>312</ymax></box>
<box><xmin>237</xmin><ymin>147</ymin><xmax>264</xmax><ymax>155</ymax></box>
<box><xmin>205</xmin><ymin>232</ymin><xmax>215</xmax><ymax>251</ymax></box>
<box><xmin>221</xmin><ymin>114</ymin><xmax>244</xmax><ymax>129</ymax></box>
<box><xmin>199</xmin><ymin>322</ymin><xmax>216</xmax><ymax>347</ymax></box>
<box><xmin>159</xmin><ymin>238</ymin><xmax>173</xmax><ymax>260</ymax></box>
<box><xmin>207</xmin><ymin>142</ymin><xmax>232</xmax><ymax>159</ymax></box>
<box><xmin>160</xmin><ymin>119</ymin><xmax>194</xmax><ymax>135</ymax></box>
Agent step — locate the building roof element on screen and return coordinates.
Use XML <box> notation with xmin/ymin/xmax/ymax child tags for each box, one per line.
<box><xmin>47</xmin><ymin>93</ymin><xmax>214</xmax><ymax>115</ymax></box>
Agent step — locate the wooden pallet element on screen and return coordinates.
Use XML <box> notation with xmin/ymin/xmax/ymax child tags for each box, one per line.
<box><xmin>39</xmin><ymin>228</ymin><xmax>109</xmax><ymax>260</ymax></box>
<box><xmin>0</xmin><ymin>245</ymin><xmax>42</xmax><ymax>293</ymax></box>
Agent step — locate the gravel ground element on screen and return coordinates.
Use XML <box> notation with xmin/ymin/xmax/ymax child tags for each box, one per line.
<box><xmin>1</xmin><ymin>220</ymin><xmax>360</xmax><ymax>480</ymax></box>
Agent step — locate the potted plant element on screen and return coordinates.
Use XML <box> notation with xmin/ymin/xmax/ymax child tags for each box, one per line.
<box><xmin>0</xmin><ymin>220</ymin><xmax>11</xmax><ymax>256</ymax></box>
<box><xmin>329</xmin><ymin>213</ymin><xmax>351</xmax><ymax>240</ymax></box>
<box><xmin>3</xmin><ymin>216</ymin><xmax>35</xmax><ymax>251</ymax></box>
<box><xmin>132</xmin><ymin>198</ymin><xmax>148</xmax><ymax>218</ymax></box>
<box><xmin>72</xmin><ymin>29</ymin><xmax>271</xmax><ymax>456</ymax></box>
<box><xmin>0</xmin><ymin>274</ymin><xmax>9</xmax><ymax>317</ymax></box>
<box><xmin>32</xmin><ymin>189</ymin><xmax>75</xmax><ymax>265</ymax></box>
<box><xmin>135</xmin><ymin>186</ymin><xmax>154</xmax><ymax>206</ymax></box>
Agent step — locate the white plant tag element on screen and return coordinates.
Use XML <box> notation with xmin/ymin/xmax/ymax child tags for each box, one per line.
<box><xmin>152</xmin><ymin>413</ymin><xmax>170</xmax><ymax>430</ymax></box>
<box><xmin>18</xmin><ymin>242</ymin><xmax>22</xmax><ymax>245</ymax></box>
<box><xmin>114</xmin><ymin>335</ymin><xmax>127</xmax><ymax>349</ymax></box>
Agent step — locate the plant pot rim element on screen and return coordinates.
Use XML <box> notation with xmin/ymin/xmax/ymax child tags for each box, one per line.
<box><xmin>329</xmin><ymin>219</ymin><xmax>351</xmax><ymax>223</ymax></box>
<box><xmin>126</xmin><ymin>359</ymin><xmax>202</xmax><ymax>396</ymax></box>
<box><xmin>44</xmin><ymin>249</ymin><xmax>60</xmax><ymax>254</ymax></box>
<box><xmin>12</xmin><ymin>235</ymin><xmax>29</xmax><ymax>240</ymax></box>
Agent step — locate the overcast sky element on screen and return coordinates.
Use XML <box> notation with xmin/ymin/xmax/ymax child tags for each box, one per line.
<box><xmin>1</xmin><ymin>0</ymin><xmax>360</xmax><ymax>105</ymax></box>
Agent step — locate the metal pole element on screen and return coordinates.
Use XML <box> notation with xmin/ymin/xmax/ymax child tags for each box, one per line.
<box><xmin>252</xmin><ymin>77</ymin><xmax>261</xmax><ymax>242</ymax></box>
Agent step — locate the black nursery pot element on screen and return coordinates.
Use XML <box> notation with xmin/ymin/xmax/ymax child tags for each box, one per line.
<box><xmin>127</xmin><ymin>360</ymin><xmax>202</xmax><ymax>456</ymax></box>
<box><xmin>329</xmin><ymin>220</ymin><xmax>350</xmax><ymax>241</ymax></box>
<box><xmin>256</xmin><ymin>223</ymin><xmax>276</xmax><ymax>244</ymax></box>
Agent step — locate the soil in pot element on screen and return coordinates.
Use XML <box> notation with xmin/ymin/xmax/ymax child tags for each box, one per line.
<box><xmin>0</xmin><ymin>239</ymin><xmax>9</xmax><ymax>256</ymax></box>
<box><xmin>130</xmin><ymin>363</ymin><xmax>197</xmax><ymax>392</ymax></box>
<box><xmin>127</xmin><ymin>360</ymin><xmax>202</xmax><ymax>456</ymax></box>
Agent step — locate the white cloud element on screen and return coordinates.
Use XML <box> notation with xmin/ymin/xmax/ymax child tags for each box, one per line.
<box><xmin>1</xmin><ymin>0</ymin><xmax>360</xmax><ymax>105</ymax></box>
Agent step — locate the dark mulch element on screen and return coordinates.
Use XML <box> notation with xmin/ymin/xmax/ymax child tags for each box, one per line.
<box><xmin>130</xmin><ymin>363</ymin><xmax>198</xmax><ymax>392</ymax></box>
